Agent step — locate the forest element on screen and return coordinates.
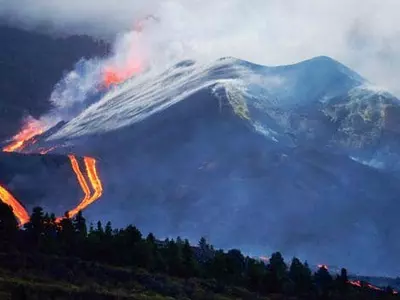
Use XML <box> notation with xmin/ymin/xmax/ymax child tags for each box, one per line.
<box><xmin>0</xmin><ymin>202</ymin><xmax>397</xmax><ymax>299</ymax></box>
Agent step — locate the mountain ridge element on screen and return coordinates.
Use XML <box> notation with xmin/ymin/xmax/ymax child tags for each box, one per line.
<box><xmin>3</xmin><ymin>55</ymin><xmax>400</xmax><ymax>276</ymax></box>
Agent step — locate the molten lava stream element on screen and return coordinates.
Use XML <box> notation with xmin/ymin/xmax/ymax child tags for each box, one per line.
<box><xmin>58</xmin><ymin>156</ymin><xmax>103</xmax><ymax>222</ymax></box>
<box><xmin>61</xmin><ymin>155</ymin><xmax>92</xmax><ymax>221</ymax></box>
<box><xmin>39</xmin><ymin>146</ymin><xmax>57</xmax><ymax>155</ymax></box>
<box><xmin>69</xmin><ymin>157</ymin><xmax>103</xmax><ymax>215</ymax></box>
<box><xmin>3</xmin><ymin>118</ymin><xmax>44</xmax><ymax>153</ymax></box>
<box><xmin>0</xmin><ymin>184</ymin><xmax>30</xmax><ymax>226</ymax></box>
<box><xmin>84</xmin><ymin>156</ymin><xmax>103</xmax><ymax>202</ymax></box>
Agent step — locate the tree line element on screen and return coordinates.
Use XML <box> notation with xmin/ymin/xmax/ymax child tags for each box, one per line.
<box><xmin>0</xmin><ymin>202</ymin><xmax>396</xmax><ymax>298</ymax></box>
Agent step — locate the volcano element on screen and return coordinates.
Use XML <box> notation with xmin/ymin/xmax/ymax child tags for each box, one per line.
<box><xmin>2</xmin><ymin>56</ymin><xmax>400</xmax><ymax>276</ymax></box>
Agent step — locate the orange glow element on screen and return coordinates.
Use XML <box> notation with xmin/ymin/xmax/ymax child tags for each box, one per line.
<box><xmin>102</xmin><ymin>60</ymin><xmax>142</xmax><ymax>88</ymax></box>
<box><xmin>101</xmin><ymin>21</ymin><xmax>144</xmax><ymax>89</ymax></box>
<box><xmin>318</xmin><ymin>264</ymin><xmax>328</xmax><ymax>270</ymax></box>
<box><xmin>348</xmin><ymin>280</ymin><xmax>398</xmax><ymax>294</ymax></box>
<box><xmin>3</xmin><ymin>118</ymin><xmax>44</xmax><ymax>153</ymax></box>
<box><xmin>367</xmin><ymin>283</ymin><xmax>382</xmax><ymax>291</ymax></box>
<box><xmin>348</xmin><ymin>280</ymin><xmax>362</xmax><ymax>288</ymax></box>
<box><xmin>64</xmin><ymin>155</ymin><xmax>92</xmax><ymax>219</ymax></box>
<box><xmin>39</xmin><ymin>146</ymin><xmax>56</xmax><ymax>155</ymax></box>
<box><xmin>0</xmin><ymin>184</ymin><xmax>30</xmax><ymax>225</ymax></box>
<box><xmin>58</xmin><ymin>156</ymin><xmax>103</xmax><ymax>222</ymax></box>
<box><xmin>83</xmin><ymin>156</ymin><xmax>104</xmax><ymax>206</ymax></box>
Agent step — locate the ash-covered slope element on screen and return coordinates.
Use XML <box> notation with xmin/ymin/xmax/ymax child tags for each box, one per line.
<box><xmin>48</xmin><ymin>56</ymin><xmax>400</xmax><ymax>165</ymax></box>
<box><xmin>26</xmin><ymin>56</ymin><xmax>400</xmax><ymax>276</ymax></box>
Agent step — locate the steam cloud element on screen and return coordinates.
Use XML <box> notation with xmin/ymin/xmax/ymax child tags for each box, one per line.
<box><xmin>1</xmin><ymin>0</ymin><xmax>400</xmax><ymax>96</ymax></box>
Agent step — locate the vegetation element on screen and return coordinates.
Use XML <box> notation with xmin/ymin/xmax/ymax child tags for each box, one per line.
<box><xmin>0</xmin><ymin>202</ymin><xmax>397</xmax><ymax>299</ymax></box>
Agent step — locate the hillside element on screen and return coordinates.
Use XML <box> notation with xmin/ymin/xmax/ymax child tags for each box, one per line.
<box><xmin>0</xmin><ymin>202</ymin><xmax>397</xmax><ymax>300</ymax></box>
<box><xmin>0</xmin><ymin>25</ymin><xmax>110</xmax><ymax>141</ymax></box>
<box><xmin>2</xmin><ymin>54</ymin><xmax>400</xmax><ymax>275</ymax></box>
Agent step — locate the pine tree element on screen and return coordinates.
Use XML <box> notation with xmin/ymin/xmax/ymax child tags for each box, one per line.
<box><xmin>58</xmin><ymin>212</ymin><xmax>75</xmax><ymax>255</ymax></box>
<box><xmin>266</xmin><ymin>252</ymin><xmax>287</xmax><ymax>293</ymax></box>
<box><xmin>246</xmin><ymin>258</ymin><xmax>266</xmax><ymax>292</ymax></box>
<box><xmin>165</xmin><ymin>239</ymin><xmax>183</xmax><ymax>276</ymax></box>
<box><xmin>182</xmin><ymin>239</ymin><xmax>198</xmax><ymax>278</ymax></box>
<box><xmin>314</xmin><ymin>265</ymin><xmax>333</xmax><ymax>294</ymax></box>
<box><xmin>0</xmin><ymin>202</ymin><xmax>18</xmax><ymax>251</ymax></box>
<box><xmin>104</xmin><ymin>221</ymin><xmax>112</xmax><ymax>238</ymax></box>
<box><xmin>73</xmin><ymin>211</ymin><xmax>87</xmax><ymax>238</ymax></box>
<box><xmin>24</xmin><ymin>206</ymin><xmax>45</xmax><ymax>249</ymax></box>
<box><xmin>96</xmin><ymin>221</ymin><xmax>104</xmax><ymax>237</ymax></box>
<box><xmin>42</xmin><ymin>213</ymin><xmax>58</xmax><ymax>254</ymax></box>
<box><xmin>146</xmin><ymin>233</ymin><xmax>156</xmax><ymax>244</ymax></box>
<box><xmin>198</xmin><ymin>236</ymin><xmax>212</xmax><ymax>263</ymax></box>
<box><xmin>289</xmin><ymin>257</ymin><xmax>312</xmax><ymax>293</ymax></box>
<box><xmin>225</xmin><ymin>249</ymin><xmax>245</xmax><ymax>284</ymax></box>
<box><xmin>207</xmin><ymin>250</ymin><xmax>227</xmax><ymax>281</ymax></box>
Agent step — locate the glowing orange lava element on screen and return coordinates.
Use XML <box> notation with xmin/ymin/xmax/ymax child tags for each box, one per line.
<box><xmin>348</xmin><ymin>280</ymin><xmax>362</xmax><ymax>288</ymax></box>
<box><xmin>39</xmin><ymin>146</ymin><xmax>56</xmax><ymax>155</ymax></box>
<box><xmin>318</xmin><ymin>264</ymin><xmax>328</xmax><ymax>270</ymax></box>
<box><xmin>63</xmin><ymin>155</ymin><xmax>92</xmax><ymax>219</ymax></box>
<box><xmin>2</xmin><ymin>119</ymin><xmax>104</xmax><ymax>224</ymax></box>
<box><xmin>3</xmin><ymin>118</ymin><xmax>44</xmax><ymax>153</ymax></box>
<box><xmin>0</xmin><ymin>184</ymin><xmax>30</xmax><ymax>226</ymax></box>
<box><xmin>102</xmin><ymin>61</ymin><xmax>142</xmax><ymax>88</ymax></box>
<box><xmin>348</xmin><ymin>280</ymin><xmax>398</xmax><ymax>294</ymax></box>
<box><xmin>84</xmin><ymin>156</ymin><xmax>104</xmax><ymax>202</ymax></box>
<box><xmin>57</xmin><ymin>156</ymin><xmax>103</xmax><ymax>222</ymax></box>
<box><xmin>101</xmin><ymin>17</ymin><xmax>147</xmax><ymax>89</ymax></box>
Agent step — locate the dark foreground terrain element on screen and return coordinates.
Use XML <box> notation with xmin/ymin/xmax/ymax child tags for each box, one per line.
<box><xmin>0</xmin><ymin>202</ymin><xmax>397</xmax><ymax>300</ymax></box>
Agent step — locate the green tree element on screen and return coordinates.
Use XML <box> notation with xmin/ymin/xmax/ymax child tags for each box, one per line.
<box><xmin>225</xmin><ymin>249</ymin><xmax>245</xmax><ymax>284</ymax></box>
<box><xmin>96</xmin><ymin>221</ymin><xmax>104</xmax><ymax>237</ymax></box>
<box><xmin>165</xmin><ymin>239</ymin><xmax>184</xmax><ymax>276</ymax></box>
<box><xmin>42</xmin><ymin>213</ymin><xmax>58</xmax><ymax>254</ymax></box>
<box><xmin>289</xmin><ymin>257</ymin><xmax>312</xmax><ymax>293</ymax></box>
<box><xmin>58</xmin><ymin>212</ymin><xmax>75</xmax><ymax>255</ymax></box>
<box><xmin>104</xmin><ymin>221</ymin><xmax>112</xmax><ymax>238</ymax></box>
<box><xmin>24</xmin><ymin>206</ymin><xmax>45</xmax><ymax>249</ymax></box>
<box><xmin>0</xmin><ymin>202</ymin><xmax>18</xmax><ymax>251</ymax></box>
<box><xmin>246</xmin><ymin>258</ymin><xmax>266</xmax><ymax>292</ymax></box>
<box><xmin>182</xmin><ymin>239</ymin><xmax>199</xmax><ymax>278</ymax></box>
<box><xmin>198</xmin><ymin>236</ymin><xmax>212</xmax><ymax>263</ymax></box>
<box><xmin>336</xmin><ymin>267</ymin><xmax>348</xmax><ymax>291</ymax></box>
<box><xmin>73</xmin><ymin>211</ymin><xmax>87</xmax><ymax>238</ymax></box>
<box><xmin>314</xmin><ymin>265</ymin><xmax>333</xmax><ymax>294</ymax></box>
<box><xmin>207</xmin><ymin>250</ymin><xmax>227</xmax><ymax>281</ymax></box>
<box><xmin>266</xmin><ymin>252</ymin><xmax>287</xmax><ymax>293</ymax></box>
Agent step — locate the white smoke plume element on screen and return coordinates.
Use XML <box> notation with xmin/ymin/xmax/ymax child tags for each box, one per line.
<box><xmin>2</xmin><ymin>0</ymin><xmax>400</xmax><ymax>129</ymax></box>
<box><xmin>1</xmin><ymin>0</ymin><xmax>400</xmax><ymax>96</ymax></box>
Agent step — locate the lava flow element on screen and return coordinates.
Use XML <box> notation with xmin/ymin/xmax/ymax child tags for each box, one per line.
<box><xmin>66</xmin><ymin>155</ymin><xmax>92</xmax><ymax>219</ymax></box>
<box><xmin>0</xmin><ymin>184</ymin><xmax>30</xmax><ymax>226</ymax></box>
<box><xmin>60</xmin><ymin>155</ymin><xmax>103</xmax><ymax>221</ymax></box>
<box><xmin>3</xmin><ymin>117</ymin><xmax>44</xmax><ymax>153</ymax></box>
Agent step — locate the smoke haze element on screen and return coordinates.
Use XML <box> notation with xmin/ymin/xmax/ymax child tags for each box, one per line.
<box><xmin>1</xmin><ymin>0</ymin><xmax>400</xmax><ymax>95</ymax></box>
